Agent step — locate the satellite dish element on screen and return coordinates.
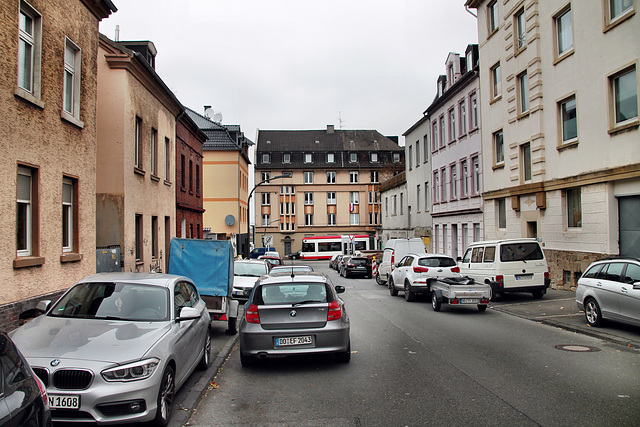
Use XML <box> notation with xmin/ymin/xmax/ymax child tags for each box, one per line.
<box><xmin>213</xmin><ymin>112</ymin><xmax>223</xmax><ymax>123</ymax></box>
<box><xmin>204</xmin><ymin>107</ymin><xmax>215</xmax><ymax>119</ymax></box>
<box><xmin>225</xmin><ymin>214</ymin><xmax>236</xmax><ymax>226</ymax></box>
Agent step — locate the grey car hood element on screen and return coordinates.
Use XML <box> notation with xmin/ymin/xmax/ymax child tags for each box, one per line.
<box><xmin>10</xmin><ymin>315</ymin><xmax>170</xmax><ymax>364</ymax></box>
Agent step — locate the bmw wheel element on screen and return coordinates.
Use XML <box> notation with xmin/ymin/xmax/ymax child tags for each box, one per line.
<box><xmin>198</xmin><ymin>330</ymin><xmax>212</xmax><ymax>370</ymax></box>
<box><xmin>584</xmin><ymin>298</ymin><xmax>603</xmax><ymax>326</ymax></box>
<box><xmin>388</xmin><ymin>277</ymin><xmax>398</xmax><ymax>296</ymax></box>
<box><xmin>154</xmin><ymin>365</ymin><xmax>175</xmax><ymax>426</ymax></box>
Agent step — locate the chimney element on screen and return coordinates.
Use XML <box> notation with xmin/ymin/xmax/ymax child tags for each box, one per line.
<box><xmin>327</xmin><ymin>124</ymin><xmax>335</xmax><ymax>134</ymax></box>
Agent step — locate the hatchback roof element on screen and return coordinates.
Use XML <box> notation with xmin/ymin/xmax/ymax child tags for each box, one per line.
<box><xmin>259</xmin><ymin>271</ymin><xmax>329</xmax><ymax>284</ymax></box>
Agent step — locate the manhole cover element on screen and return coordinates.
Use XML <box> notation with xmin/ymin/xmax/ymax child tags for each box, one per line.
<box><xmin>554</xmin><ymin>344</ymin><xmax>601</xmax><ymax>352</ymax></box>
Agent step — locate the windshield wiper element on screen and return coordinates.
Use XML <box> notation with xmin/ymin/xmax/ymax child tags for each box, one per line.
<box><xmin>292</xmin><ymin>300</ymin><xmax>323</xmax><ymax>307</ymax></box>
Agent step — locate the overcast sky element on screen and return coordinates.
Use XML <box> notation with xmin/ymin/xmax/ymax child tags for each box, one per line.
<box><xmin>99</xmin><ymin>0</ymin><xmax>478</xmax><ymax>145</ymax></box>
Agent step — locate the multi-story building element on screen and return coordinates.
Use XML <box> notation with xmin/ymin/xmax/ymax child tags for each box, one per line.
<box><xmin>255</xmin><ymin>125</ymin><xmax>404</xmax><ymax>256</ymax></box>
<box><xmin>96</xmin><ymin>34</ymin><xmax>183</xmax><ymax>273</ymax></box>
<box><xmin>0</xmin><ymin>0</ymin><xmax>115</xmax><ymax>331</ymax></box>
<box><xmin>176</xmin><ymin>111</ymin><xmax>207</xmax><ymax>239</ymax></box>
<box><xmin>425</xmin><ymin>45</ymin><xmax>483</xmax><ymax>259</ymax></box>
<box><xmin>466</xmin><ymin>0</ymin><xmax>639</xmax><ymax>288</ymax></box>
<box><xmin>380</xmin><ymin>171</ymin><xmax>410</xmax><ymax>242</ymax></box>
<box><xmin>186</xmin><ymin>107</ymin><xmax>252</xmax><ymax>256</ymax></box>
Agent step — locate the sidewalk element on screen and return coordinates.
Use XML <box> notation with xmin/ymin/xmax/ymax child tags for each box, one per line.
<box><xmin>490</xmin><ymin>288</ymin><xmax>640</xmax><ymax>350</ymax></box>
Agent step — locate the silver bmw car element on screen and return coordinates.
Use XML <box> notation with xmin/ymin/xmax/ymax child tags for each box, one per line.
<box><xmin>239</xmin><ymin>272</ymin><xmax>350</xmax><ymax>366</ymax></box>
<box><xmin>10</xmin><ymin>272</ymin><xmax>212</xmax><ymax>426</ymax></box>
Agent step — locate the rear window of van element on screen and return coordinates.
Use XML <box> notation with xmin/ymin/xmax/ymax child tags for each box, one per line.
<box><xmin>500</xmin><ymin>243</ymin><xmax>543</xmax><ymax>262</ymax></box>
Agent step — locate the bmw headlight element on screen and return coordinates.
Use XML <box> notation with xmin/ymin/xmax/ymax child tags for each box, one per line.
<box><xmin>101</xmin><ymin>358</ymin><xmax>160</xmax><ymax>382</ymax></box>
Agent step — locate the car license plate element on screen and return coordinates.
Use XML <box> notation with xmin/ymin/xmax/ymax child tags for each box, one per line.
<box><xmin>460</xmin><ymin>298</ymin><xmax>480</xmax><ymax>304</ymax></box>
<box><xmin>49</xmin><ymin>394</ymin><xmax>80</xmax><ymax>410</ymax></box>
<box><xmin>276</xmin><ymin>336</ymin><xmax>312</xmax><ymax>346</ymax></box>
<box><xmin>515</xmin><ymin>274</ymin><xmax>533</xmax><ymax>280</ymax></box>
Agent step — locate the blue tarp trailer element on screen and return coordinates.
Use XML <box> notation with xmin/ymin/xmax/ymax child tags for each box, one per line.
<box><xmin>168</xmin><ymin>238</ymin><xmax>239</xmax><ymax>334</ymax></box>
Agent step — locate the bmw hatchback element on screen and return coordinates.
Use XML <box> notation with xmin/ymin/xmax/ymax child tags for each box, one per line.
<box><xmin>239</xmin><ymin>272</ymin><xmax>350</xmax><ymax>366</ymax></box>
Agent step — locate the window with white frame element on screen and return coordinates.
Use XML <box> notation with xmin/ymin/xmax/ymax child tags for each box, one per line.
<box><xmin>439</xmin><ymin>116</ymin><xmax>445</xmax><ymax>147</ymax></box>
<box><xmin>304</xmin><ymin>192</ymin><xmax>313</xmax><ymax>205</ymax></box>
<box><xmin>135</xmin><ymin>214</ymin><xmax>143</xmax><ymax>262</ymax></box>
<box><xmin>415</xmin><ymin>141</ymin><xmax>420</xmax><ymax>165</ymax></box>
<box><xmin>497</xmin><ymin>198</ymin><xmax>506</xmax><ymax>229</ymax></box>
<box><xmin>305</xmin><ymin>214</ymin><xmax>313</xmax><ymax>226</ymax></box>
<box><xmin>135</xmin><ymin>116</ymin><xmax>142</xmax><ymax>169</ymax></box>
<box><xmin>350</xmin><ymin>152</ymin><xmax>357</xmax><ymax>163</ymax></box>
<box><xmin>62</xmin><ymin>177</ymin><xmax>75</xmax><ymax>253</ymax></box>
<box><xmin>350</xmin><ymin>213</ymin><xmax>359</xmax><ymax>225</ymax></box>
<box><xmin>262</xmin><ymin>153</ymin><xmax>271</xmax><ymax>164</ymax></box>
<box><xmin>150</xmin><ymin>128</ymin><xmax>157</xmax><ymax>176</ymax></box>
<box><xmin>400</xmin><ymin>193</ymin><xmax>404</xmax><ymax>215</ymax></box>
<box><xmin>434</xmin><ymin>171</ymin><xmax>440</xmax><ymax>203</ymax></box>
<box><xmin>350</xmin><ymin>171</ymin><xmax>359</xmax><ymax>183</ymax></box>
<box><xmin>304</xmin><ymin>171</ymin><xmax>313</xmax><ymax>184</ymax></box>
<box><xmin>560</xmin><ymin>96</ymin><xmax>578</xmax><ymax>142</ymax></box>
<box><xmin>432</xmin><ymin>121</ymin><xmax>438</xmax><ymax>151</ymax></box>
<box><xmin>327</xmin><ymin>171</ymin><xmax>336</xmax><ymax>184</ymax></box>
<box><xmin>450</xmin><ymin>165</ymin><xmax>458</xmax><ymax>199</ymax></box>
<box><xmin>283</xmin><ymin>153</ymin><xmax>291</xmax><ymax>163</ymax></box>
<box><xmin>262</xmin><ymin>213</ymin><xmax>271</xmax><ymax>227</ymax></box>
<box><xmin>328</xmin><ymin>213</ymin><xmax>336</xmax><ymax>226</ymax></box>
<box><xmin>371</xmin><ymin>171</ymin><xmax>379</xmax><ymax>183</ymax></box>
<box><xmin>521</xmin><ymin>143</ymin><xmax>532</xmax><ymax>183</ymax></box>
<box><xmin>515</xmin><ymin>8</ymin><xmax>526</xmax><ymax>51</ymax></box>
<box><xmin>461</xmin><ymin>159</ymin><xmax>468</xmax><ymax>197</ymax></box>
<box><xmin>350</xmin><ymin>191</ymin><xmax>359</xmax><ymax>205</ymax></box>
<box><xmin>518</xmin><ymin>71</ymin><xmax>529</xmax><ymax>114</ymax></box>
<box><xmin>18</xmin><ymin>2</ymin><xmax>42</xmax><ymax>98</ymax></box>
<box><xmin>327</xmin><ymin>192</ymin><xmax>336</xmax><ymax>205</ymax></box>
<box><xmin>261</xmin><ymin>172</ymin><xmax>270</xmax><ymax>182</ymax></box>
<box><xmin>459</xmin><ymin>102</ymin><xmax>467</xmax><ymax>135</ymax></box>
<box><xmin>608</xmin><ymin>0</ymin><xmax>634</xmax><ymax>23</ymax></box>
<box><xmin>63</xmin><ymin>38</ymin><xmax>81</xmax><ymax>120</ymax></box>
<box><xmin>555</xmin><ymin>7</ymin><xmax>573</xmax><ymax>58</ymax></box>
<box><xmin>416</xmin><ymin>185</ymin><xmax>421</xmax><ymax>211</ymax></box>
<box><xmin>261</xmin><ymin>192</ymin><xmax>271</xmax><ymax>205</ymax></box>
<box><xmin>488</xmin><ymin>0</ymin><xmax>499</xmax><ymax>33</ymax></box>
<box><xmin>393</xmin><ymin>195</ymin><xmax>397</xmax><ymax>215</ymax></box>
<box><xmin>425</xmin><ymin>182</ymin><xmax>429</xmax><ymax>211</ymax></box>
<box><xmin>327</xmin><ymin>152</ymin><xmax>335</xmax><ymax>163</ymax></box>
<box><xmin>449</xmin><ymin>109</ymin><xmax>456</xmax><ymax>141</ymax></box>
<box><xmin>151</xmin><ymin>216</ymin><xmax>158</xmax><ymax>258</ymax></box>
<box><xmin>423</xmin><ymin>134</ymin><xmax>429</xmax><ymax>161</ymax></box>
<box><xmin>611</xmin><ymin>67</ymin><xmax>638</xmax><ymax>126</ymax></box>
<box><xmin>441</xmin><ymin>169</ymin><xmax>447</xmax><ymax>202</ymax></box>
<box><xmin>304</xmin><ymin>153</ymin><xmax>313</xmax><ymax>163</ymax></box>
<box><xmin>491</xmin><ymin>63</ymin><xmax>501</xmax><ymax>100</ymax></box>
<box><xmin>371</xmin><ymin>152</ymin><xmax>378</xmax><ymax>163</ymax></box>
<box><xmin>494</xmin><ymin>129</ymin><xmax>504</xmax><ymax>164</ymax></box>
<box><xmin>566</xmin><ymin>187</ymin><xmax>582</xmax><ymax>228</ymax></box>
<box><xmin>472</xmin><ymin>156</ymin><xmax>480</xmax><ymax>194</ymax></box>
<box><xmin>408</xmin><ymin>146</ymin><xmax>413</xmax><ymax>170</ymax></box>
<box><xmin>17</xmin><ymin>166</ymin><xmax>34</xmax><ymax>256</ymax></box>
<box><xmin>393</xmin><ymin>152</ymin><xmax>400</xmax><ymax>162</ymax></box>
<box><xmin>470</xmin><ymin>93</ymin><xmax>478</xmax><ymax>129</ymax></box>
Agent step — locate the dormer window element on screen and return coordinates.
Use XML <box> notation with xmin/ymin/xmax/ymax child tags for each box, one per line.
<box><xmin>371</xmin><ymin>152</ymin><xmax>378</xmax><ymax>163</ymax></box>
<box><xmin>304</xmin><ymin>153</ymin><xmax>313</xmax><ymax>163</ymax></box>
<box><xmin>327</xmin><ymin>153</ymin><xmax>335</xmax><ymax>163</ymax></box>
<box><xmin>262</xmin><ymin>153</ymin><xmax>270</xmax><ymax>164</ymax></box>
<box><xmin>349</xmin><ymin>152</ymin><xmax>357</xmax><ymax>163</ymax></box>
<box><xmin>283</xmin><ymin>153</ymin><xmax>291</xmax><ymax>164</ymax></box>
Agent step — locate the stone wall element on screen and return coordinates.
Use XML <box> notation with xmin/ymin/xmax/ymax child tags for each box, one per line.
<box><xmin>545</xmin><ymin>248</ymin><xmax>611</xmax><ymax>291</ymax></box>
<box><xmin>0</xmin><ymin>289</ymin><xmax>66</xmax><ymax>333</ymax></box>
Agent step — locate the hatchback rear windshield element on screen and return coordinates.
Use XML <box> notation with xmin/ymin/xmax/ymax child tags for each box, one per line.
<box><xmin>350</xmin><ymin>258</ymin><xmax>370</xmax><ymax>266</ymax></box>
<box><xmin>418</xmin><ymin>257</ymin><xmax>456</xmax><ymax>267</ymax></box>
<box><xmin>500</xmin><ymin>243</ymin><xmax>544</xmax><ymax>262</ymax></box>
<box><xmin>254</xmin><ymin>283</ymin><xmax>332</xmax><ymax>305</ymax></box>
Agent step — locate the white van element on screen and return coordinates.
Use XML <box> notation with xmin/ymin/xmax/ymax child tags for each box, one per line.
<box><xmin>376</xmin><ymin>238</ymin><xmax>426</xmax><ymax>285</ymax></box>
<box><xmin>459</xmin><ymin>238</ymin><xmax>550</xmax><ymax>299</ymax></box>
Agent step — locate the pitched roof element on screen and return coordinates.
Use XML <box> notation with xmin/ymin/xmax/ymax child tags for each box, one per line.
<box><xmin>185</xmin><ymin>107</ymin><xmax>252</xmax><ymax>153</ymax></box>
<box><xmin>256</xmin><ymin>128</ymin><xmax>401</xmax><ymax>152</ymax></box>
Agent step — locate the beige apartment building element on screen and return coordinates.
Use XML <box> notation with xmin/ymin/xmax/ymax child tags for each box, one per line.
<box><xmin>466</xmin><ymin>0</ymin><xmax>639</xmax><ymax>288</ymax></box>
<box><xmin>254</xmin><ymin>126</ymin><xmax>405</xmax><ymax>256</ymax></box>
<box><xmin>96</xmin><ymin>34</ymin><xmax>182</xmax><ymax>273</ymax></box>
<box><xmin>0</xmin><ymin>0</ymin><xmax>115</xmax><ymax>331</ymax></box>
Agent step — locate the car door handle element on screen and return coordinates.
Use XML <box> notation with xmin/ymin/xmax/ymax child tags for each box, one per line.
<box><xmin>621</xmin><ymin>287</ymin><xmax>628</xmax><ymax>293</ymax></box>
<box><xmin>596</xmin><ymin>282</ymin><xmax>603</xmax><ymax>287</ymax></box>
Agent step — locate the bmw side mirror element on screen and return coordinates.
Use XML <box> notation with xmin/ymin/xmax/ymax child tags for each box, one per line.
<box><xmin>36</xmin><ymin>300</ymin><xmax>51</xmax><ymax>312</ymax></box>
<box><xmin>178</xmin><ymin>306</ymin><xmax>200</xmax><ymax>321</ymax></box>
<box><xmin>335</xmin><ymin>285</ymin><xmax>346</xmax><ymax>294</ymax></box>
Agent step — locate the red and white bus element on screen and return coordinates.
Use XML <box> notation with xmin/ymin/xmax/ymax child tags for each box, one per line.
<box><xmin>300</xmin><ymin>235</ymin><xmax>371</xmax><ymax>260</ymax></box>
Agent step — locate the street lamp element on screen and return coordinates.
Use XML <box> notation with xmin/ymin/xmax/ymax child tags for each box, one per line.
<box><xmin>246</xmin><ymin>172</ymin><xmax>292</xmax><ymax>258</ymax></box>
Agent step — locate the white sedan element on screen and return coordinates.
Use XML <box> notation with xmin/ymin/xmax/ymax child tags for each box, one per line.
<box><xmin>389</xmin><ymin>253</ymin><xmax>461</xmax><ymax>301</ymax></box>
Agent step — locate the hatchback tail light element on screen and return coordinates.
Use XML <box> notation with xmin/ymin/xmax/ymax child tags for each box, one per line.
<box><xmin>390</xmin><ymin>252</ymin><xmax>395</xmax><ymax>270</ymax></box>
<box><xmin>451</xmin><ymin>266</ymin><xmax>460</xmax><ymax>273</ymax></box>
<box><xmin>327</xmin><ymin>300</ymin><xmax>342</xmax><ymax>321</ymax></box>
<box><xmin>496</xmin><ymin>275</ymin><xmax>504</xmax><ymax>284</ymax></box>
<box><xmin>544</xmin><ymin>271</ymin><xmax>550</xmax><ymax>280</ymax></box>
<box><xmin>413</xmin><ymin>266</ymin><xmax>429</xmax><ymax>273</ymax></box>
<box><xmin>245</xmin><ymin>303</ymin><xmax>260</xmax><ymax>324</ymax></box>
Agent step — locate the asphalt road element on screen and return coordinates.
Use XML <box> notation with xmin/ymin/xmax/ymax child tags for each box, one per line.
<box><xmin>181</xmin><ymin>261</ymin><xmax>640</xmax><ymax>426</ymax></box>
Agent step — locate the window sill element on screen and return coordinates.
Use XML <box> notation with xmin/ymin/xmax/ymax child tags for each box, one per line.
<box><xmin>164</xmin><ymin>180</ymin><xmax>172</xmax><ymax>187</ymax></box>
<box><xmin>61</xmin><ymin>110</ymin><xmax>85</xmax><ymax>129</ymax></box>
<box><xmin>60</xmin><ymin>253</ymin><xmax>83</xmax><ymax>263</ymax></box>
<box><xmin>134</xmin><ymin>167</ymin><xmax>146</xmax><ymax>177</ymax></box>
<box><xmin>557</xmin><ymin>139</ymin><xmax>579</xmax><ymax>152</ymax></box>
<box><xmin>14</xmin><ymin>256</ymin><xmax>45</xmax><ymax>269</ymax></box>
<box><xmin>14</xmin><ymin>87</ymin><xmax>45</xmax><ymax>109</ymax></box>
<box><xmin>514</xmin><ymin>45</ymin><xmax>527</xmax><ymax>58</ymax></box>
<box><xmin>553</xmin><ymin>49</ymin><xmax>574</xmax><ymax>65</ymax></box>
<box><xmin>608</xmin><ymin>119</ymin><xmax>639</xmax><ymax>135</ymax></box>
<box><xmin>489</xmin><ymin>95</ymin><xmax>502</xmax><ymax>105</ymax></box>
<box><xmin>493</xmin><ymin>163</ymin><xmax>505</xmax><ymax>170</ymax></box>
<box><xmin>603</xmin><ymin>10</ymin><xmax>635</xmax><ymax>33</ymax></box>
<box><xmin>517</xmin><ymin>111</ymin><xmax>530</xmax><ymax>121</ymax></box>
<box><xmin>151</xmin><ymin>174</ymin><xmax>160</xmax><ymax>182</ymax></box>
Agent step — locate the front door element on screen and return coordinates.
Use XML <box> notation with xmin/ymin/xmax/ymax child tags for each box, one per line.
<box><xmin>619</xmin><ymin>196</ymin><xmax>640</xmax><ymax>258</ymax></box>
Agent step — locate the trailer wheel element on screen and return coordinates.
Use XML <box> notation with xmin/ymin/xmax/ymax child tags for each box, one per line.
<box><xmin>431</xmin><ymin>291</ymin><xmax>441</xmax><ymax>312</ymax></box>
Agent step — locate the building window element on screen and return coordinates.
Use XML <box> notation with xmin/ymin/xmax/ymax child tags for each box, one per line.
<box><xmin>165</xmin><ymin>137</ymin><xmax>171</xmax><ymax>181</ymax></box>
<box><xmin>196</xmin><ymin>164</ymin><xmax>200</xmax><ymax>194</ymax></box>
<box><xmin>393</xmin><ymin>153</ymin><xmax>400</xmax><ymax>162</ymax></box>
<box><xmin>350</xmin><ymin>171</ymin><xmax>359</xmax><ymax>183</ymax></box>
<box><xmin>423</xmin><ymin>134</ymin><xmax>429</xmax><ymax>161</ymax></box>
<box><xmin>611</xmin><ymin>67</ymin><xmax>638</xmax><ymax>126</ymax></box>
<box><xmin>439</xmin><ymin>116</ymin><xmax>445</xmax><ymax>147</ymax></box>
<box><xmin>18</xmin><ymin>2</ymin><xmax>42</xmax><ymax>98</ymax></box>
<box><xmin>488</xmin><ymin>0</ymin><xmax>499</xmax><ymax>34</ymax></box>
<box><xmin>327</xmin><ymin>192</ymin><xmax>336</xmax><ymax>205</ymax></box>
<box><xmin>261</xmin><ymin>172</ymin><xmax>271</xmax><ymax>182</ymax></box>
<box><xmin>408</xmin><ymin>146</ymin><xmax>413</xmax><ymax>170</ymax></box>
<box><xmin>566</xmin><ymin>187</ymin><xmax>582</xmax><ymax>228</ymax></box>
<box><xmin>151</xmin><ymin>216</ymin><xmax>158</xmax><ymax>259</ymax></box>
<box><xmin>441</xmin><ymin>169</ymin><xmax>447</xmax><ymax>202</ymax></box>
<box><xmin>304</xmin><ymin>171</ymin><xmax>313</xmax><ymax>184</ymax></box>
<box><xmin>327</xmin><ymin>171</ymin><xmax>336</xmax><ymax>184</ymax></box>
<box><xmin>304</xmin><ymin>192</ymin><xmax>313</xmax><ymax>205</ymax></box>
<box><xmin>555</xmin><ymin>7</ymin><xmax>573</xmax><ymax>59</ymax></box>
<box><xmin>494</xmin><ymin>130</ymin><xmax>504</xmax><ymax>165</ymax></box>
<box><xmin>491</xmin><ymin>63</ymin><xmax>501</xmax><ymax>100</ymax></box>
<box><xmin>607</xmin><ymin>0</ymin><xmax>635</xmax><ymax>26</ymax></box>
<box><xmin>262</xmin><ymin>153</ymin><xmax>271</xmax><ymax>164</ymax></box>
<box><xmin>393</xmin><ymin>195</ymin><xmax>397</xmax><ymax>215</ymax></box>
<box><xmin>560</xmin><ymin>96</ymin><xmax>578</xmax><ymax>142</ymax></box>
<box><xmin>350</xmin><ymin>152</ymin><xmax>357</xmax><ymax>163</ymax></box>
<box><xmin>63</xmin><ymin>38</ymin><xmax>81</xmax><ymax>120</ymax></box>
<box><xmin>470</xmin><ymin>93</ymin><xmax>478</xmax><ymax>129</ymax></box>
<box><xmin>416</xmin><ymin>185</ymin><xmax>421</xmax><ymax>211</ymax></box>
<box><xmin>459</xmin><ymin>102</ymin><xmax>467</xmax><ymax>135</ymax></box>
<box><xmin>461</xmin><ymin>160</ymin><xmax>469</xmax><ymax>197</ymax></box>
<box><xmin>370</xmin><ymin>171</ymin><xmax>379</xmax><ymax>183</ymax></box>
<box><xmin>305</xmin><ymin>214</ymin><xmax>313</xmax><ymax>226</ymax></box>
<box><xmin>180</xmin><ymin>155</ymin><xmax>186</xmax><ymax>189</ymax></box>
<box><xmin>400</xmin><ymin>193</ymin><xmax>404</xmax><ymax>215</ymax></box>
<box><xmin>62</xmin><ymin>177</ymin><xmax>76</xmax><ymax>253</ymax></box>
<box><xmin>150</xmin><ymin>129</ymin><xmax>158</xmax><ymax>176</ymax></box>
<box><xmin>518</xmin><ymin>71</ymin><xmax>529</xmax><ymax>115</ymax></box>
<box><xmin>350</xmin><ymin>191</ymin><xmax>359</xmax><ymax>205</ymax></box>
<box><xmin>425</xmin><ymin>182</ymin><xmax>430</xmax><ymax>211</ymax></box>
<box><xmin>515</xmin><ymin>8</ymin><xmax>526</xmax><ymax>51</ymax></box>
<box><xmin>371</xmin><ymin>152</ymin><xmax>378</xmax><ymax>163</ymax></box>
<box><xmin>472</xmin><ymin>156</ymin><xmax>480</xmax><ymax>194</ymax></box>
<box><xmin>434</xmin><ymin>171</ymin><xmax>440</xmax><ymax>203</ymax></box>
<box><xmin>283</xmin><ymin>153</ymin><xmax>291</xmax><ymax>163</ymax></box>
<box><xmin>17</xmin><ymin>166</ymin><xmax>36</xmax><ymax>257</ymax></box>
<box><xmin>350</xmin><ymin>213</ymin><xmax>359</xmax><ymax>225</ymax></box>
<box><xmin>327</xmin><ymin>153</ymin><xmax>335</xmax><ymax>163</ymax></box>
<box><xmin>497</xmin><ymin>198</ymin><xmax>506</xmax><ymax>229</ymax></box>
<box><xmin>385</xmin><ymin>197</ymin><xmax>388</xmax><ymax>216</ymax></box>
<box><xmin>415</xmin><ymin>141</ymin><xmax>420</xmax><ymax>165</ymax></box>
<box><xmin>135</xmin><ymin>214</ymin><xmax>143</xmax><ymax>262</ymax></box>
<box><xmin>450</xmin><ymin>165</ymin><xmax>458</xmax><ymax>200</ymax></box>
<box><xmin>304</xmin><ymin>153</ymin><xmax>313</xmax><ymax>163</ymax></box>
<box><xmin>262</xmin><ymin>214</ymin><xmax>271</xmax><ymax>227</ymax></box>
<box><xmin>521</xmin><ymin>143</ymin><xmax>532</xmax><ymax>183</ymax></box>
<box><xmin>432</xmin><ymin>121</ymin><xmax>438</xmax><ymax>151</ymax></box>
<box><xmin>328</xmin><ymin>213</ymin><xmax>336</xmax><ymax>226</ymax></box>
<box><xmin>449</xmin><ymin>109</ymin><xmax>456</xmax><ymax>141</ymax></box>
<box><xmin>135</xmin><ymin>116</ymin><xmax>142</xmax><ymax>169</ymax></box>
<box><xmin>261</xmin><ymin>192</ymin><xmax>270</xmax><ymax>205</ymax></box>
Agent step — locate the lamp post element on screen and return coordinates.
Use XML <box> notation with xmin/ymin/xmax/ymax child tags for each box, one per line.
<box><xmin>246</xmin><ymin>172</ymin><xmax>292</xmax><ymax>258</ymax></box>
